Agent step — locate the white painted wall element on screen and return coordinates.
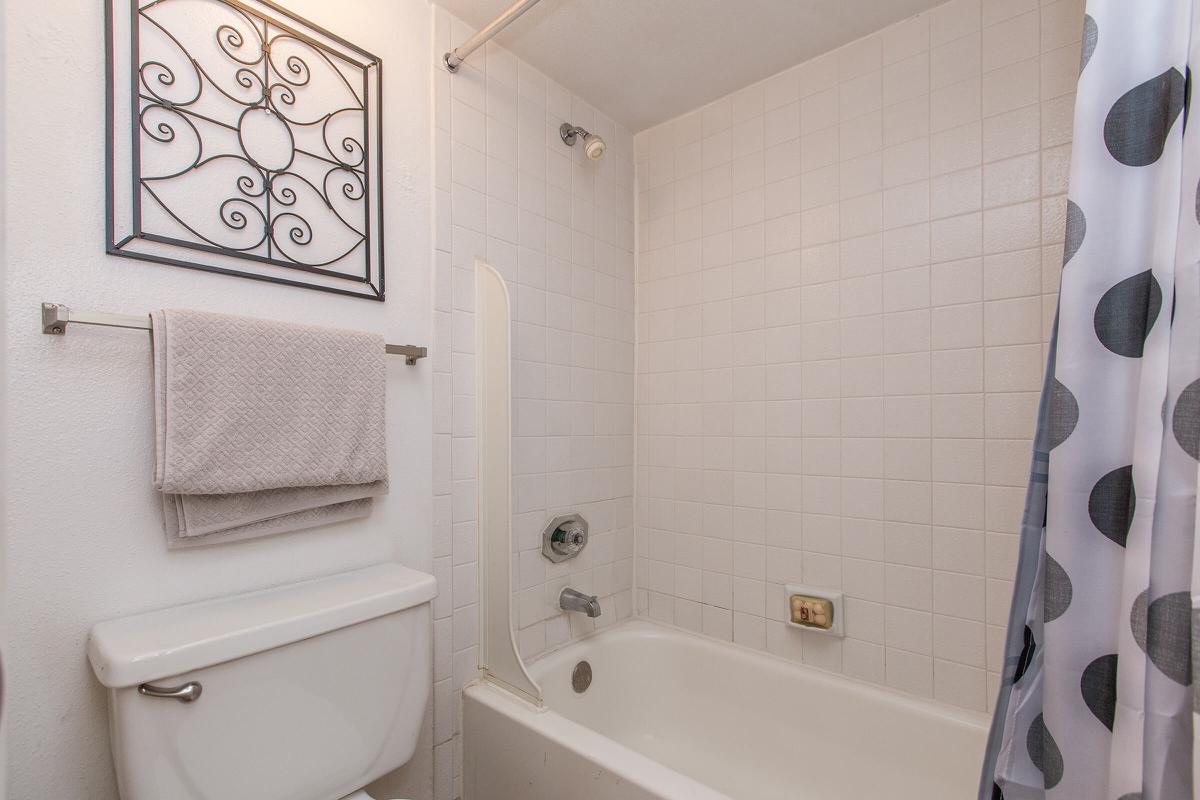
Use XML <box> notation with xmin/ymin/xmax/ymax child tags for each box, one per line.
<box><xmin>0</xmin><ymin>0</ymin><xmax>7</xmax><ymax>794</ymax></box>
<box><xmin>2</xmin><ymin>1</ymin><xmax>434</xmax><ymax>798</ymax></box>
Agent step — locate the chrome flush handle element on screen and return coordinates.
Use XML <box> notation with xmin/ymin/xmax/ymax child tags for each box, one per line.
<box><xmin>138</xmin><ymin>681</ymin><xmax>202</xmax><ymax>703</ymax></box>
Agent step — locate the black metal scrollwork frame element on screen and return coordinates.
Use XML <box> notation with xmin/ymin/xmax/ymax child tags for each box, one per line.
<box><xmin>106</xmin><ymin>0</ymin><xmax>385</xmax><ymax>300</ymax></box>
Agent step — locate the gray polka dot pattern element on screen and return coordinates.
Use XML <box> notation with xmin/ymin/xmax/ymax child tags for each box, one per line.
<box><xmin>1047</xmin><ymin>379</ymin><xmax>1079</xmax><ymax>450</ymax></box>
<box><xmin>1026</xmin><ymin>713</ymin><xmax>1063</xmax><ymax>789</ymax></box>
<box><xmin>1080</xmin><ymin>654</ymin><xmax>1118</xmax><ymax>730</ymax></box>
<box><xmin>985</xmin><ymin>4</ymin><xmax>1200</xmax><ymax>798</ymax></box>
<box><xmin>1104</xmin><ymin>69</ymin><xmax>1187</xmax><ymax>167</ymax></box>
<box><xmin>1063</xmin><ymin>200</ymin><xmax>1087</xmax><ymax>265</ymax></box>
<box><xmin>1093</xmin><ymin>270</ymin><xmax>1162</xmax><ymax>358</ymax></box>
<box><xmin>1186</xmin><ymin>66</ymin><xmax>1192</xmax><ymax>131</ymax></box>
<box><xmin>1087</xmin><ymin>465</ymin><xmax>1135</xmax><ymax>547</ymax></box>
<box><xmin>1080</xmin><ymin>15</ymin><xmax>1099</xmax><ymax>73</ymax></box>
<box><xmin>1131</xmin><ymin>590</ymin><xmax>1193</xmax><ymax>685</ymax></box>
<box><xmin>1193</xmin><ymin>608</ymin><xmax>1200</xmax><ymax>712</ymax></box>
<box><xmin>1174</xmin><ymin>378</ymin><xmax>1200</xmax><ymax>459</ymax></box>
<box><xmin>1044</xmin><ymin>554</ymin><xmax>1072</xmax><ymax>622</ymax></box>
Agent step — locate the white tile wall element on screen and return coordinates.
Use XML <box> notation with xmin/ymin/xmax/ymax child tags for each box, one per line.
<box><xmin>632</xmin><ymin>0</ymin><xmax>1081</xmax><ymax>713</ymax></box>
<box><xmin>431</xmin><ymin>8</ymin><xmax>637</xmax><ymax>798</ymax></box>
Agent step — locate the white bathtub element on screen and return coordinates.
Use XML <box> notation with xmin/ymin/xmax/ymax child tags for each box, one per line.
<box><xmin>463</xmin><ymin>620</ymin><xmax>989</xmax><ymax>800</ymax></box>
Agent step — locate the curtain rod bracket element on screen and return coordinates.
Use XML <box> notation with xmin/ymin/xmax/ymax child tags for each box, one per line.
<box><xmin>443</xmin><ymin>0</ymin><xmax>543</xmax><ymax>73</ymax></box>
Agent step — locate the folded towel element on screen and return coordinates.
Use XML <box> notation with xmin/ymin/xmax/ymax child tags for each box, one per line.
<box><xmin>151</xmin><ymin>309</ymin><xmax>388</xmax><ymax>547</ymax></box>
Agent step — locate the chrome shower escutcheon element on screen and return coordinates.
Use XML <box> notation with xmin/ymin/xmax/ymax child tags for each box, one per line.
<box><xmin>542</xmin><ymin>513</ymin><xmax>588</xmax><ymax>562</ymax></box>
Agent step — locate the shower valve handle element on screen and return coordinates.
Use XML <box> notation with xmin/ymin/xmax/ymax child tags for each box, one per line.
<box><xmin>543</xmin><ymin>513</ymin><xmax>589</xmax><ymax>563</ymax></box>
<box><xmin>551</xmin><ymin>523</ymin><xmax>587</xmax><ymax>556</ymax></box>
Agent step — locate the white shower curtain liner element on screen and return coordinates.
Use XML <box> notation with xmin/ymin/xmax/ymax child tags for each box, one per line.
<box><xmin>982</xmin><ymin>1</ymin><xmax>1200</xmax><ymax>798</ymax></box>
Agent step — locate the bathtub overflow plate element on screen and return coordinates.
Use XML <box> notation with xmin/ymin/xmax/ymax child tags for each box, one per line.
<box><xmin>572</xmin><ymin>660</ymin><xmax>592</xmax><ymax>693</ymax></box>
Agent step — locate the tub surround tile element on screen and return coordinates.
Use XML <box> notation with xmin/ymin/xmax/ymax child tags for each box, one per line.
<box><xmin>633</xmin><ymin>0</ymin><xmax>1067</xmax><ymax>716</ymax></box>
<box><xmin>436</xmin><ymin>11</ymin><xmax>636</xmax><ymax>798</ymax></box>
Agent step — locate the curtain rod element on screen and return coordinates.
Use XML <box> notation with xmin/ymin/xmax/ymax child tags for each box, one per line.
<box><xmin>39</xmin><ymin>303</ymin><xmax>428</xmax><ymax>365</ymax></box>
<box><xmin>444</xmin><ymin>0</ymin><xmax>544</xmax><ymax>72</ymax></box>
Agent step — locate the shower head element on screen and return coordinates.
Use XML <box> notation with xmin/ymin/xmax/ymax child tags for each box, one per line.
<box><xmin>581</xmin><ymin>132</ymin><xmax>606</xmax><ymax>160</ymax></box>
<box><xmin>560</xmin><ymin>123</ymin><xmax>606</xmax><ymax>161</ymax></box>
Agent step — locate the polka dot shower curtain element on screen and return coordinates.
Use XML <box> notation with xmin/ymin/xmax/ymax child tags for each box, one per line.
<box><xmin>981</xmin><ymin>2</ymin><xmax>1200</xmax><ymax>799</ymax></box>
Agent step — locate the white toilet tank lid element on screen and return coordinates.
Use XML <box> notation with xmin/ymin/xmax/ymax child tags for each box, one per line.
<box><xmin>88</xmin><ymin>563</ymin><xmax>436</xmax><ymax>689</ymax></box>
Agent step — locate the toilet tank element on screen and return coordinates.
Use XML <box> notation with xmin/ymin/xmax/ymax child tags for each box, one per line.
<box><xmin>87</xmin><ymin>564</ymin><xmax>437</xmax><ymax>800</ymax></box>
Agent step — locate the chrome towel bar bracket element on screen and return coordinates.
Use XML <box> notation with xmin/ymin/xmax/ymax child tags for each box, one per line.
<box><xmin>40</xmin><ymin>303</ymin><xmax>428</xmax><ymax>365</ymax></box>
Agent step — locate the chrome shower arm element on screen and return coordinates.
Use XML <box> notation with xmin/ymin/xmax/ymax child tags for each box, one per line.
<box><xmin>559</xmin><ymin>123</ymin><xmax>589</xmax><ymax>145</ymax></box>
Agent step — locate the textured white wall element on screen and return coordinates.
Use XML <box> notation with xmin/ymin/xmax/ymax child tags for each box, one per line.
<box><xmin>2</xmin><ymin>1</ymin><xmax>433</xmax><ymax>798</ymax></box>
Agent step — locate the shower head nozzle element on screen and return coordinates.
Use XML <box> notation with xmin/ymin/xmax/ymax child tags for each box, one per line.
<box><xmin>560</xmin><ymin>122</ymin><xmax>606</xmax><ymax>161</ymax></box>
<box><xmin>582</xmin><ymin>133</ymin><xmax>606</xmax><ymax>161</ymax></box>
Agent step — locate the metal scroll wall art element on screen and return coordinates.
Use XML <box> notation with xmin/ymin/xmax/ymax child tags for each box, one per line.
<box><xmin>106</xmin><ymin>0</ymin><xmax>385</xmax><ymax>299</ymax></box>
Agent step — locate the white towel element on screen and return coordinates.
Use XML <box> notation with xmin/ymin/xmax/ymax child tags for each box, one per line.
<box><xmin>151</xmin><ymin>309</ymin><xmax>388</xmax><ymax>547</ymax></box>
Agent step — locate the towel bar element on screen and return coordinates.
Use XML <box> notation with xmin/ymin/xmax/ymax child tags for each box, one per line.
<box><xmin>40</xmin><ymin>303</ymin><xmax>428</xmax><ymax>365</ymax></box>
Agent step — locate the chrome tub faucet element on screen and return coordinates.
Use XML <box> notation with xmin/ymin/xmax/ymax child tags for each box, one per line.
<box><xmin>559</xmin><ymin>587</ymin><xmax>601</xmax><ymax>618</ymax></box>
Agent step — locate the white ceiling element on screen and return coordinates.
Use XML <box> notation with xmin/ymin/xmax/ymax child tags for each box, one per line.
<box><xmin>438</xmin><ymin>0</ymin><xmax>946</xmax><ymax>132</ymax></box>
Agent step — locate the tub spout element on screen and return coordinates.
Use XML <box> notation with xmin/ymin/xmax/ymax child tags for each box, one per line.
<box><xmin>560</xmin><ymin>587</ymin><xmax>601</xmax><ymax>618</ymax></box>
